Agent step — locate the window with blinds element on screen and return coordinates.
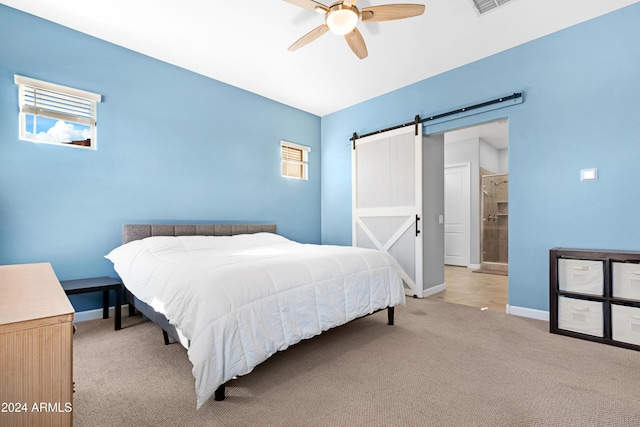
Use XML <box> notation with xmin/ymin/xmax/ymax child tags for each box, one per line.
<box><xmin>14</xmin><ymin>75</ymin><xmax>102</xmax><ymax>149</ymax></box>
<box><xmin>281</xmin><ymin>140</ymin><xmax>310</xmax><ymax>180</ymax></box>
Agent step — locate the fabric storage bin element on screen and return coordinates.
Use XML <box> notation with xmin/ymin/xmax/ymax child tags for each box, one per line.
<box><xmin>611</xmin><ymin>304</ymin><xmax>640</xmax><ymax>346</ymax></box>
<box><xmin>557</xmin><ymin>296</ymin><xmax>604</xmax><ymax>337</ymax></box>
<box><xmin>612</xmin><ymin>262</ymin><xmax>640</xmax><ymax>301</ymax></box>
<box><xmin>558</xmin><ymin>258</ymin><xmax>604</xmax><ymax>296</ymax></box>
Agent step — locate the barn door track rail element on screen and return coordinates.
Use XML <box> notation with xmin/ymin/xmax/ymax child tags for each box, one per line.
<box><xmin>351</xmin><ymin>92</ymin><xmax>523</xmax><ymax>149</ymax></box>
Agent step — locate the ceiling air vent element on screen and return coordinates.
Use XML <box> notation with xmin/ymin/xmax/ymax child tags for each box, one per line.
<box><xmin>471</xmin><ymin>0</ymin><xmax>513</xmax><ymax>15</ymax></box>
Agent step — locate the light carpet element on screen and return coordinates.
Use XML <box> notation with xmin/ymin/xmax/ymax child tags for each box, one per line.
<box><xmin>72</xmin><ymin>298</ymin><xmax>640</xmax><ymax>426</ymax></box>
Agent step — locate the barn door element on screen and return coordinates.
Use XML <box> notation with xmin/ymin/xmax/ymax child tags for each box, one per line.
<box><xmin>352</xmin><ymin>124</ymin><xmax>423</xmax><ymax>297</ymax></box>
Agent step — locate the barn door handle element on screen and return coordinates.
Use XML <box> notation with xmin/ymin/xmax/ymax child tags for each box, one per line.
<box><xmin>416</xmin><ymin>215</ymin><xmax>421</xmax><ymax>236</ymax></box>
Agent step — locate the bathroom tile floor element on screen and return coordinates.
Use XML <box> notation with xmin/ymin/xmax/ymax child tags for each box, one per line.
<box><xmin>429</xmin><ymin>265</ymin><xmax>508</xmax><ymax>313</ymax></box>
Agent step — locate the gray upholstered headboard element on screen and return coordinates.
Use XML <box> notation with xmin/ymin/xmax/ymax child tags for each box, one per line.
<box><xmin>122</xmin><ymin>224</ymin><xmax>277</xmax><ymax>244</ymax></box>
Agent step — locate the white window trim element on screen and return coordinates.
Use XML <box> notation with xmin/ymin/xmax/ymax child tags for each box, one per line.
<box><xmin>14</xmin><ymin>75</ymin><xmax>102</xmax><ymax>150</ymax></box>
<box><xmin>281</xmin><ymin>140</ymin><xmax>311</xmax><ymax>180</ymax></box>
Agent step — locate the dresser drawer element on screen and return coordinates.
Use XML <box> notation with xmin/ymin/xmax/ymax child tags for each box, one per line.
<box><xmin>557</xmin><ymin>296</ymin><xmax>604</xmax><ymax>337</ymax></box>
<box><xmin>611</xmin><ymin>304</ymin><xmax>640</xmax><ymax>346</ymax></box>
<box><xmin>612</xmin><ymin>262</ymin><xmax>640</xmax><ymax>301</ymax></box>
<box><xmin>558</xmin><ymin>259</ymin><xmax>604</xmax><ymax>296</ymax></box>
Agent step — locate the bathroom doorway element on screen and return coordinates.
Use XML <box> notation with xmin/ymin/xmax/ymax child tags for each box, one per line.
<box><xmin>437</xmin><ymin>118</ymin><xmax>509</xmax><ymax>312</ymax></box>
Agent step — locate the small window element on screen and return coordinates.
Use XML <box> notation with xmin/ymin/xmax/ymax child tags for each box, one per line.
<box><xmin>14</xmin><ymin>75</ymin><xmax>102</xmax><ymax>149</ymax></box>
<box><xmin>281</xmin><ymin>140</ymin><xmax>310</xmax><ymax>180</ymax></box>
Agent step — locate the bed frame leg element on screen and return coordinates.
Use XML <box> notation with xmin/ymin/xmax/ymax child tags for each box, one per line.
<box><xmin>387</xmin><ymin>306</ymin><xmax>394</xmax><ymax>326</ymax></box>
<box><xmin>162</xmin><ymin>330</ymin><xmax>170</xmax><ymax>346</ymax></box>
<box><xmin>214</xmin><ymin>383</ymin><xmax>226</xmax><ymax>401</ymax></box>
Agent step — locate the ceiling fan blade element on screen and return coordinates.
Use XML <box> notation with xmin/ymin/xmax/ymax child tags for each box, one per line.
<box><xmin>361</xmin><ymin>4</ymin><xmax>425</xmax><ymax>22</ymax></box>
<box><xmin>288</xmin><ymin>24</ymin><xmax>330</xmax><ymax>51</ymax></box>
<box><xmin>283</xmin><ymin>0</ymin><xmax>329</xmax><ymax>14</ymax></box>
<box><xmin>344</xmin><ymin>27</ymin><xmax>368</xmax><ymax>59</ymax></box>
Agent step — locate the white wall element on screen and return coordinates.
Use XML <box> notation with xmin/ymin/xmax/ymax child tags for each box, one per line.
<box><xmin>479</xmin><ymin>139</ymin><xmax>501</xmax><ymax>173</ymax></box>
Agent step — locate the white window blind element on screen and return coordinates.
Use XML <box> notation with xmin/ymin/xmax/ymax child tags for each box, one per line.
<box><xmin>281</xmin><ymin>140</ymin><xmax>310</xmax><ymax>180</ymax></box>
<box><xmin>14</xmin><ymin>75</ymin><xmax>102</xmax><ymax>149</ymax></box>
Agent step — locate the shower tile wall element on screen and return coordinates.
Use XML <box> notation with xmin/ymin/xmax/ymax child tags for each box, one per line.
<box><xmin>482</xmin><ymin>173</ymin><xmax>508</xmax><ymax>265</ymax></box>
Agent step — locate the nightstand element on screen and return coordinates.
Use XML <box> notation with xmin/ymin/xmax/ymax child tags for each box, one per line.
<box><xmin>61</xmin><ymin>276</ymin><xmax>123</xmax><ymax>330</ymax></box>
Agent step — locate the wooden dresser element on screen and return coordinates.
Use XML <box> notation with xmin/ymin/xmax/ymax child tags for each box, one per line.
<box><xmin>0</xmin><ymin>263</ymin><xmax>74</xmax><ymax>427</ymax></box>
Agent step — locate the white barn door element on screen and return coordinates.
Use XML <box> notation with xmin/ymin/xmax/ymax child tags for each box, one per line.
<box><xmin>352</xmin><ymin>124</ymin><xmax>423</xmax><ymax>297</ymax></box>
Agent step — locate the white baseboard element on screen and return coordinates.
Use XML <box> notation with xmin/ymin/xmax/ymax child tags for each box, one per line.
<box><xmin>405</xmin><ymin>283</ymin><xmax>446</xmax><ymax>299</ymax></box>
<box><xmin>506</xmin><ymin>304</ymin><xmax>549</xmax><ymax>321</ymax></box>
<box><xmin>467</xmin><ymin>264</ymin><xmax>481</xmax><ymax>270</ymax></box>
<box><xmin>73</xmin><ymin>304</ymin><xmax>131</xmax><ymax>323</ymax></box>
<box><xmin>422</xmin><ymin>283</ymin><xmax>446</xmax><ymax>298</ymax></box>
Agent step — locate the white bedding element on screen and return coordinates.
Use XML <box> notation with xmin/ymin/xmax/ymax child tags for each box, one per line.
<box><xmin>106</xmin><ymin>232</ymin><xmax>405</xmax><ymax>408</ymax></box>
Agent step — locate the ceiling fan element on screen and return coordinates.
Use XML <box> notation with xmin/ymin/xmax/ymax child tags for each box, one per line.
<box><xmin>284</xmin><ymin>0</ymin><xmax>425</xmax><ymax>59</ymax></box>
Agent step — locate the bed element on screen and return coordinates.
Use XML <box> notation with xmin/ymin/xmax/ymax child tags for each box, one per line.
<box><xmin>106</xmin><ymin>223</ymin><xmax>405</xmax><ymax>408</ymax></box>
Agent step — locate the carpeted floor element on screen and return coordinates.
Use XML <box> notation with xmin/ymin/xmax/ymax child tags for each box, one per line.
<box><xmin>72</xmin><ymin>298</ymin><xmax>640</xmax><ymax>426</ymax></box>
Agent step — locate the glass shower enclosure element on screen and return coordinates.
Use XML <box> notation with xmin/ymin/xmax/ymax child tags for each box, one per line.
<box><xmin>481</xmin><ymin>173</ymin><xmax>508</xmax><ymax>272</ymax></box>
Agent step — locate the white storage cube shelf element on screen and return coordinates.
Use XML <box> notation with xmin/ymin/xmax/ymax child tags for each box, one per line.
<box><xmin>612</xmin><ymin>262</ymin><xmax>640</xmax><ymax>301</ymax></box>
<box><xmin>557</xmin><ymin>296</ymin><xmax>604</xmax><ymax>337</ymax></box>
<box><xmin>551</xmin><ymin>249</ymin><xmax>640</xmax><ymax>351</ymax></box>
<box><xmin>611</xmin><ymin>304</ymin><xmax>640</xmax><ymax>346</ymax></box>
<box><xmin>558</xmin><ymin>258</ymin><xmax>604</xmax><ymax>296</ymax></box>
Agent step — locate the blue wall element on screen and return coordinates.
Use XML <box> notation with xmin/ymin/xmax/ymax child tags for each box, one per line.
<box><xmin>2</xmin><ymin>4</ymin><xmax>639</xmax><ymax>315</ymax></box>
<box><xmin>321</xmin><ymin>3</ymin><xmax>640</xmax><ymax>312</ymax></box>
<box><xmin>0</xmin><ymin>6</ymin><xmax>321</xmax><ymax>311</ymax></box>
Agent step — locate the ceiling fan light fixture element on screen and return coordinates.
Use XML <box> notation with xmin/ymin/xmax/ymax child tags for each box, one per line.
<box><xmin>326</xmin><ymin>6</ymin><xmax>359</xmax><ymax>35</ymax></box>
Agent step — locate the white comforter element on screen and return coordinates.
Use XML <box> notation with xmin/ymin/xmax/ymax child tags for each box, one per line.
<box><xmin>106</xmin><ymin>233</ymin><xmax>405</xmax><ymax>408</ymax></box>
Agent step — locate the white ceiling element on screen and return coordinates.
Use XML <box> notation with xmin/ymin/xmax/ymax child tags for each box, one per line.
<box><xmin>2</xmin><ymin>0</ymin><xmax>636</xmax><ymax>117</ymax></box>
